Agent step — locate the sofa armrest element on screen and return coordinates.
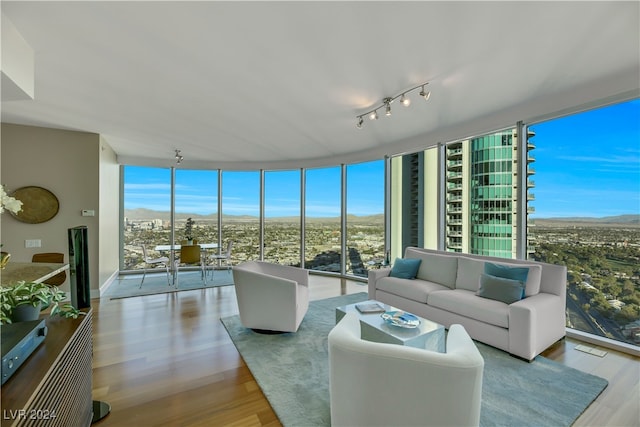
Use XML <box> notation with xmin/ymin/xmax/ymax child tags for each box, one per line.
<box><xmin>368</xmin><ymin>267</ymin><xmax>392</xmax><ymax>298</ymax></box>
<box><xmin>508</xmin><ymin>292</ymin><xmax>566</xmax><ymax>360</ymax></box>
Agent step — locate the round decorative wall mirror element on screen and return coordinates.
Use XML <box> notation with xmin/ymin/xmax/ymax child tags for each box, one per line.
<box><xmin>9</xmin><ymin>186</ymin><xmax>60</xmax><ymax>224</ymax></box>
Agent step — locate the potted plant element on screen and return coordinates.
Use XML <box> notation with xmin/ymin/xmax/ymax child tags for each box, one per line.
<box><xmin>0</xmin><ymin>281</ymin><xmax>84</xmax><ymax>324</ymax></box>
<box><xmin>184</xmin><ymin>217</ymin><xmax>195</xmax><ymax>244</ymax></box>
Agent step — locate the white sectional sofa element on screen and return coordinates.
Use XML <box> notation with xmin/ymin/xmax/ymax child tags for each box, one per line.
<box><xmin>368</xmin><ymin>247</ymin><xmax>567</xmax><ymax>360</ymax></box>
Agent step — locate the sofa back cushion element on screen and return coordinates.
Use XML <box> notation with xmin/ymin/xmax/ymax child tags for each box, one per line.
<box><xmin>405</xmin><ymin>248</ymin><xmax>458</xmax><ymax>289</ymax></box>
<box><xmin>456</xmin><ymin>257</ymin><xmax>486</xmax><ymax>291</ymax></box>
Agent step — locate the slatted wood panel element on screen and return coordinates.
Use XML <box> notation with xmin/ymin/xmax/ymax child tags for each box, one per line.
<box><xmin>1</xmin><ymin>311</ymin><xmax>93</xmax><ymax>427</ymax></box>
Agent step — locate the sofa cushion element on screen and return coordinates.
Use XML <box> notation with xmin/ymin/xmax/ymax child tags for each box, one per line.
<box><xmin>428</xmin><ymin>289</ymin><xmax>510</xmax><ymax>328</ymax></box>
<box><xmin>405</xmin><ymin>249</ymin><xmax>458</xmax><ymax>289</ymax></box>
<box><xmin>477</xmin><ymin>273</ymin><xmax>525</xmax><ymax>304</ymax></box>
<box><xmin>456</xmin><ymin>257</ymin><xmax>485</xmax><ymax>291</ymax></box>
<box><xmin>389</xmin><ymin>257</ymin><xmax>421</xmax><ymax>279</ymax></box>
<box><xmin>376</xmin><ymin>277</ymin><xmax>450</xmax><ymax>304</ymax></box>
<box><xmin>485</xmin><ymin>261</ymin><xmax>542</xmax><ymax>297</ymax></box>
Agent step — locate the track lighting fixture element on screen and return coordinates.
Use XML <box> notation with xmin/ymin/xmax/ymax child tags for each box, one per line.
<box><xmin>356</xmin><ymin>82</ymin><xmax>430</xmax><ymax>128</ymax></box>
<box><xmin>419</xmin><ymin>84</ymin><xmax>431</xmax><ymax>100</ymax></box>
<box><xmin>175</xmin><ymin>149</ymin><xmax>184</xmax><ymax>164</ymax></box>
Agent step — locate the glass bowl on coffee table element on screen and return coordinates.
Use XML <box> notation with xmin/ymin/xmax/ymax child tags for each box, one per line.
<box><xmin>335</xmin><ymin>300</ymin><xmax>444</xmax><ymax>352</ymax></box>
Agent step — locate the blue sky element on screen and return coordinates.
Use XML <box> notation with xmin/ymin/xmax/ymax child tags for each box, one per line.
<box><xmin>125</xmin><ymin>99</ymin><xmax>639</xmax><ymax>219</ymax></box>
<box><xmin>125</xmin><ymin>161</ymin><xmax>385</xmax><ymax>217</ymax></box>
<box><xmin>530</xmin><ymin>98</ymin><xmax>639</xmax><ymax>218</ymax></box>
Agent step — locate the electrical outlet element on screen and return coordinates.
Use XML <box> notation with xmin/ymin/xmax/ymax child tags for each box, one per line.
<box><xmin>81</xmin><ymin>209</ymin><xmax>95</xmax><ymax>217</ymax></box>
<box><xmin>25</xmin><ymin>239</ymin><xmax>42</xmax><ymax>248</ymax></box>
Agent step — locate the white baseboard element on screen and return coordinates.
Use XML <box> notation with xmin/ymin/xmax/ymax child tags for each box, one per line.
<box><xmin>94</xmin><ymin>270</ymin><xmax>119</xmax><ymax>299</ymax></box>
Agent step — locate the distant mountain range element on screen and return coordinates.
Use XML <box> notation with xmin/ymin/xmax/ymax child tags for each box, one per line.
<box><xmin>533</xmin><ymin>214</ymin><xmax>639</xmax><ymax>226</ymax></box>
<box><xmin>124</xmin><ymin>208</ymin><xmax>384</xmax><ymax>223</ymax></box>
<box><xmin>125</xmin><ymin>208</ymin><xmax>638</xmax><ymax>226</ymax></box>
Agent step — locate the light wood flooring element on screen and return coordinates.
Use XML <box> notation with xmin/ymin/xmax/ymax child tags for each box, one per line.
<box><xmin>91</xmin><ymin>275</ymin><xmax>639</xmax><ymax>427</ymax></box>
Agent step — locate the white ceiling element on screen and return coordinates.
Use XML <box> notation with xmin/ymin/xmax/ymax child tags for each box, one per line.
<box><xmin>1</xmin><ymin>1</ymin><xmax>639</xmax><ymax>170</ymax></box>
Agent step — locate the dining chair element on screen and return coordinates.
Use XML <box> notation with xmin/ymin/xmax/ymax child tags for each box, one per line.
<box><xmin>32</xmin><ymin>252</ymin><xmax>67</xmax><ymax>286</ymax></box>
<box><xmin>140</xmin><ymin>245</ymin><xmax>171</xmax><ymax>288</ymax></box>
<box><xmin>209</xmin><ymin>241</ymin><xmax>233</xmax><ymax>278</ymax></box>
<box><xmin>175</xmin><ymin>244</ymin><xmax>207</xmax><ymax>287</ymax></box>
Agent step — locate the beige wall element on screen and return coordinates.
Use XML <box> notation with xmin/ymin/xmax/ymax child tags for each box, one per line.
<box><xmin>1</xmin><ymin>123</ymin><xmax>120</xmax><ymax>297</ymax></box>
<box><xmin>98</xmin><ymin>135</ymin><xmax>120</xmax><ymax>288</ymax></box>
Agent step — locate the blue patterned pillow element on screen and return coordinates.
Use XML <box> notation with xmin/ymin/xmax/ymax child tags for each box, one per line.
<box><xmin>389</xmin><ymin>258</ymin><xmax>422</xmax><ymax>279</ymax></box>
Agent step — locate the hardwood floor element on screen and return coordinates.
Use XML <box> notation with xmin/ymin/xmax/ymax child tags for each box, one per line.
<box><xmin>91</xmin><ymin>276</ymin><xmax>639</xmax><ymax>426</ymax></box>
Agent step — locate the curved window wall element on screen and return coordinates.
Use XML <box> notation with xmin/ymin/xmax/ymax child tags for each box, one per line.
<box><xmin>121</xmin><ymin>97</ymin><xmax>638</xmax><ymax>352</ymax></box>
<box><xmin>122</xmin><ymin>161</ymin><xmax>385</xmax><ymax>279</ymax></box>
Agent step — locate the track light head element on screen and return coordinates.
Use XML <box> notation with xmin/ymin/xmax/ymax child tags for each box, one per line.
<box><xmin>400</xmin><ymin>93</ymin><xmax>411</xmax><ymax>107</ymax></box>
<box><xmin>420</xmin><ymin>85</ymin><xmax>431</xmax><ymax>100</ymax></box>
<box><xmin>384</xmin><ymin>98</ymin><xmax>392</xmax><ymax>116</ymax></box>
<box><xmin>175</xmin><ymin>149</ymin><xmax>184</xmax><ymax>164</ymax></box>
<box><xmin>356</xmin><ymin>116</ymin><xmax>363</xmax><ymax>128</ymax></box>
<box><xmin>369</xmin><ymin>110</ymin><xmax>378</xmax><ymax>120</ymax></box>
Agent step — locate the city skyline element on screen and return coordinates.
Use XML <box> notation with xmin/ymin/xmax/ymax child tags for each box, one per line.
<box><xmin>125</xmin><ymin>99</ymin><xmax>639</xmax><ymax>219</ymax></box>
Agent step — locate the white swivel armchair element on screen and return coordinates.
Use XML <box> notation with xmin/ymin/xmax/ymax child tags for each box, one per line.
<box><xmin>328</xmin><ymin>313</ymin><xmax>484</xmax><ymax>427</ymax></box>
<box><xmin>232</xmin><ymin>261</ymin><xmax>309</xmax><ymax>333</ymax></box>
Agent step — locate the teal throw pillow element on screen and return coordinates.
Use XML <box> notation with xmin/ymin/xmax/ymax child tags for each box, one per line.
<box><xmin>485</xmin><ymin>262</ymin><xmax>529</xmax><ymax>298</ymax></box>
<box><xmin>477</xmin><ymin>273</ymin><xmax>526</xmax><ymax>304</ymax></box>
<box><xmin>389</xmin><ymin>258</ymin><xmax>422</xmax><ymax>279</ymax></box>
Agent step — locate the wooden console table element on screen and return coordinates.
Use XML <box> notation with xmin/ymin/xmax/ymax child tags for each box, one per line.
<box><xmin>1</xmin><ymin>309</ymin><xmax>93</xmax><ymax>427</ymax></box>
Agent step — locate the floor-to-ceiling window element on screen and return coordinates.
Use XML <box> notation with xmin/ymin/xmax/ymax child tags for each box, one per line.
<box><xmin>304</xmin><ymin>166</ymin><xmax>342</xmax><ymax>273</ymax></box>
<box><xmin>122</xmin><ymin>166</ymin><xmax>172</xmax><ymax>270</ymax></box>
<box><xmin>527</xmin><ymin>98</ymin><xmax>640</xmax><ymax>348</ymax></box>
<box><xmin>264</xmin><ymin>170</ymin><xmax>301</xmax><ymax>266</ymax></box>
<box><xmin>175</xmin><ymin>168</ymin><xmax>218</xmax><ymax>255</ymax></box>
<box><xmin>346</xmin><ymin>160</ymin><xmax>385</xmax><ymax>277</ymax></box>
<box><xmin>221</xmin><ymin>171</ymin><xmax>260</xmax><ymax>263</ymax></box>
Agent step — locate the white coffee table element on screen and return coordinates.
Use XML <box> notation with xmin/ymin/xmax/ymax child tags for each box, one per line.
<box><xmin>335</xmin><ymin>300</ymin><xmax>445</xmax><ymax>352</ymax></box>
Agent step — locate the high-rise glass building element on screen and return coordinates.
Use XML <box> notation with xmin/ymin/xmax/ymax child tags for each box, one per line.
<box><xmin>394</xmin><ymin>128</ymin><xmax>535</xmax><ymax>259</ymax></box>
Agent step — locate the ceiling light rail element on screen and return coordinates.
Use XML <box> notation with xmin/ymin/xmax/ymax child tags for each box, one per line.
<box><xmin>356</xmin><ymin>82</ymin><xmax>431</xmax><ymax>128</ymax></box>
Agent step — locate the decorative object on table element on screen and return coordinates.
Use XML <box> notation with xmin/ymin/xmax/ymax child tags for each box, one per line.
<box><xmin>0</xmin><ymin>281</ymin><xmax>84</xmax><ymax>324</ymax></box>
<box><xmin>184</xmin><ymin>217</ymin><xmax>195</xmax><ymax>243</ymax></box>
<box><xmin>381</xmin><ymin>310</ymin><xmax>421</xmax><ymax>328</ymax></box>
<box><xmin>0</xmin><ymin>184</ymin><xmax>23</xmax><ymax>215</ymax></box>
<box><xmin>355</xmin><ymin>302</ymin><xmax>385</xmax><ymax>314</ymax></box>
<box><xmin>8</xmin><ymin>186</ymin><xmax>59</xmax><ymax>224</ymax></box>
<box><xmin>0</xmin><ymin>250</ymin><xmax>10</xmax><ymax>269</ymax></box>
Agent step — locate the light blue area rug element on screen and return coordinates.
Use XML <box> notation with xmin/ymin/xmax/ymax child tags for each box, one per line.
<box><xmin>221</xmin><ymin>292</ymin><xmax>608</xmax><ymax>427</ymax></box>
<box><xmin>105</xmin><ymin>270</ymin><xmax>233</xmax><ymax>299</ymax></box>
